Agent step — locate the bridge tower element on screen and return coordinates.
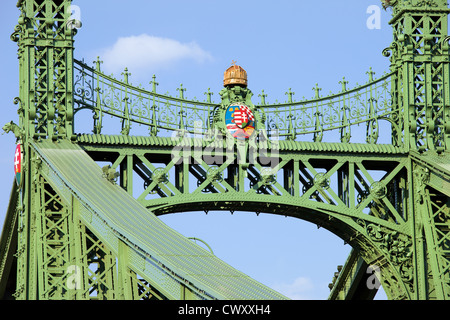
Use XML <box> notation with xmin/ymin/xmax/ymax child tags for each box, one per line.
<box><xmin>2</xmin><ymin>0</ymin><xmax>78</xmax><ymax>299</ymax></box>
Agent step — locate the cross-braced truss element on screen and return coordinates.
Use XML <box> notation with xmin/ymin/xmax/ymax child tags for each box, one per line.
<box><xmin>79</xmin><ymin>137</ymin><xmax>420</xmax><ymax>299</ymax></box>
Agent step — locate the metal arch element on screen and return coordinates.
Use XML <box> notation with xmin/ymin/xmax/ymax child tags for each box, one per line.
<box><xmin>154</xmin><ymin>199</ymin><xmax>414</xmax><ymax>300</ymax></box>
<box><xmin>78</xmin><ymin>139</ymin><xmax>416</xmax><ymax>299</ymax></box>
<box><xmin>149</xmin><ymin>192</ymin><xmax>416</xmax><ymax>300</ymax></box>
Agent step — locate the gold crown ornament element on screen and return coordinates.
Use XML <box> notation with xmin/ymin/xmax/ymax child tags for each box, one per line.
<box><xmin>223</xmin><ymin>61</ymin><xmax>248</xmax><ymax>87</ymax></box>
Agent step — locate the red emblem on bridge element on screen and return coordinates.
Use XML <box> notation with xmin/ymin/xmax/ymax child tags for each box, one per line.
<box><xmin>14</xmin><ymin>143</ymin><xmax>22</xmax><ymax>187</ymax></box>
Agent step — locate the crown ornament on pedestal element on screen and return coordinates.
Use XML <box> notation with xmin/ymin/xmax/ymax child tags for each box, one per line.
<box><xmin>223</xmin><ymin>60</ymin><xmax>248</xmax><ymax>87</ymax></box>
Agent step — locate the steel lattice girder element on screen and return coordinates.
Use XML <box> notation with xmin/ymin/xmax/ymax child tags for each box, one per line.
<box><xmin>79</xmin><ymin>140</ymin><xmax>417</xmax><ymax>299</ymax></box>
<box><xmin>27</xmin><ymin>139</ymin><xmax>289</xmax><ymax>300</ymax></box>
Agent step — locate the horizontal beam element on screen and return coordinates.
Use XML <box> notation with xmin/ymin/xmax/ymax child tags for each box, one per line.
<box><xmin>328</xmin><ymin>249</ymin><xmax>378</xmax><ymax>300</ymax></box>
<box><xmin>77</xmin><ymin>134</ymin><xmax>407</xmax><ymax>155</ymax></box>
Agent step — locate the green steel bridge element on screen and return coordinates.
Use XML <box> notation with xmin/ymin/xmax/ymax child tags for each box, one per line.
<box><xmin>0</xmin><ymin>0</ymin><xmax>449</xmax><ymax>300</ymax></box>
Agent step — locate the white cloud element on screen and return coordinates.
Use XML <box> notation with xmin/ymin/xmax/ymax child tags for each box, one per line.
<box><xmin>272</xmin><ymin>277</ymin><xmax>315</xmax><ymax>300</ymax></box>
<box><xmin>97</xmin><ymin>34</ymin><xmax>213</xmax><ymax>77</ymax></box>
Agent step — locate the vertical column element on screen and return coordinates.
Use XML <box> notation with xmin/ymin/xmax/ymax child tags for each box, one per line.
<box><xmin>117</xmin><ymin>240</ymin><xmax>133</xmax><ymax>300</ymax></box>
<box><xmin>15</xmin><ymin>0</ymin><xmax>76</xmax><ymax>141</ymax></box>
<box><xmin>388</xmin><ymin>0</ymin><xmax>450</xmax><ymax>152</ymax></box>
<box><xmin>120</xmin><ymin>154</ymin><xmax>134</xmax><ymax>195</ymax></box>
<box><xmin>442</xmin><ymin>40</ymin><xmax>450</xmax><ymax>149</ymax></box>
<box><xmin>12</xmin><ymin>0</ymin><xmax>77</xmax><ymax>300</ymax></box>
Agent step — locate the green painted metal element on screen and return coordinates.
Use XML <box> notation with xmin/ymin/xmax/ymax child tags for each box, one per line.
<box><xmin>0</xmin><ymin>181</ymin><xmax>19</xmax><ymax>300</ymax></box>
<box><xmin>29</xmin><ymin>139</ymin><xmax>287</xmax><ymax>300</ymax></box>
<box><xmin>327</xmin><ymin>249</ymin><xmax>376</xmax><ymax>300</ymax></box>
<box><xmin>73</xmin><ymin>59</ymin><xmax>397</xmax><ymax>144</ymax></box>
<box><xmin>383</xmin><ymin>0</ymin><xmax>450</xmax><ymax>153</ymax></box>
<box><xmin>1</xmin><ymin>0</ymin><xmax>450</xmax><ymax>300</ymax></box>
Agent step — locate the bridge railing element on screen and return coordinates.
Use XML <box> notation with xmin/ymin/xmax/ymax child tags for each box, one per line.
<box><xmin>74</xmin><ymin>58</ymin><xmax>217</xmax><ymax>137</ymax></box>
<box><xmin>262</xmin><ymin>72</ymin><xmax>396</xmax><ymax>143</ymax></box>
<box><xmin>74</xmin><ymin>59</ymin><xmax>398</xmax><ymax>144</ymax></box>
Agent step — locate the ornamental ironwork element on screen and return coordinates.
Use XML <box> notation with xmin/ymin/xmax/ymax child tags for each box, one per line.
<box><xmin>1</xmin><ymin>0</ymin><xmax>450</xmax><ymax>301</ymax></box>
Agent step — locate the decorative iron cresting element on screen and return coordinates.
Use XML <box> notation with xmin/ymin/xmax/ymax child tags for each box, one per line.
<box><xmin>74</xmin><ymin>59</ymin><xmax>398</xmax><ymax>145</ymax></box>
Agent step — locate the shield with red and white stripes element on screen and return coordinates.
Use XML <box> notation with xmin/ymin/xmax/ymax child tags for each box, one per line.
<box><xmin>234</xmin><ymin>108</ymin><xmax>249</xmax><ymax>128</ymax></box>
<box><xmin>14</xmin><ymin>143</ymin><xmax>22</xmax><ymax>187</ymax></box>
<box><xmin>233</xmin><ymin>105</ymin><xmax>254</xmax><ymax>128</ymax></box>
<box><xmin>225</xmin><ymin>104</ymin><xmax>256</xmax><ymax>139</ymax></box>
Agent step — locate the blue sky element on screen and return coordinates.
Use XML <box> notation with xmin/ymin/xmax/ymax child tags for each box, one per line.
<box><xmin>0</xmin><ymin>0</ymin><xmax>396</xmax><ymax>299</ymax></box>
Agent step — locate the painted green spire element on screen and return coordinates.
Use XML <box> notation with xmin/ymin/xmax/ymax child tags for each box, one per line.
<box><xmin>13</xmin><ymin>0</ymin><xmax>77</xmax><ymax>141</ymax></box>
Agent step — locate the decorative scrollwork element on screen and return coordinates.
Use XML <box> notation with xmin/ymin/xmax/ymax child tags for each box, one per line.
<box><xmin>413</xmin><ymin>166</ymin><xmax>430</xmax><ymax>204</ymax></box>
<box><xmin>314</xmin><ymin>172</ymin><xmax>330</xmax><ymax>189</ymax></box>
<box><xmin>412</xmin><ymin>0</ymin><xmax>439</xmax><ymax>8</ymax></box>
<box><xmin>73</xmin><ymin>59</ymin><xmax>395</xmax><ymax>144</ymax></box>
<box><xmin>260</xmin><ymin>168</ymin><xmax>276</xmax><ymax>186</ymax></box>
<box><xmin>152</xmin><ymin>168</ymin><xmax>168</xmax><ymax>184</ymax></box>
<box><xmin>10</xmin><ymin>25</ymin><xmax>21</xmax><ymax>43</ymax></box>
<box><xmin>370</xmin><ymin>181</ymin><xmax>387</xmax><ymax>199</ymax></box>
<box><xmin>357</xmin><ymin>220</ymin><xmax>414</xmax><ymax>291</ymax></box>
<box><xmin>73</xmin><ymin>59</ymin><xmax>215</xmax><ymax>137</ymax></box>
<box><xmin>207</xmin><ymin>166</ymin><xmax>222</xmax><ymax>182</ymax></box>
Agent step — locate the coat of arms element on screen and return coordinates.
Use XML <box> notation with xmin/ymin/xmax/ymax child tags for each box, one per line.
<box><xmin>225</xmin><ymin>104</ymin><xmax>255</xmax><ymax>139</ymax></box>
